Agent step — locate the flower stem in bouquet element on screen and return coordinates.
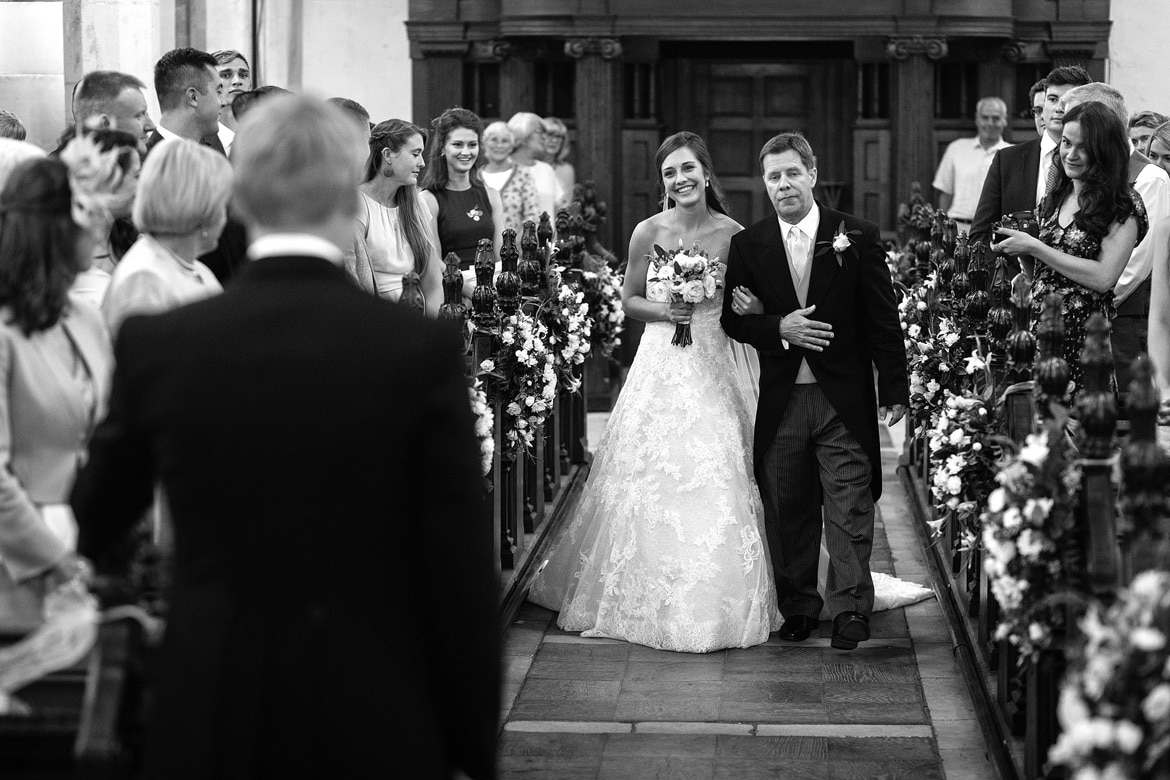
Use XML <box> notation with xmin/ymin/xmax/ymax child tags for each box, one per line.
<box><xmin>671</xmin><ymin>319</ymin><xmax>692</xmax><ymax>348</ymax></box>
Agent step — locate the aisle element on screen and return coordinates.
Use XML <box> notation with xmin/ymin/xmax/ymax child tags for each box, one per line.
<box><xmin>499</xmin><ymin>421</ymin><xmax>999</xmax><ymax>779</ymax></box>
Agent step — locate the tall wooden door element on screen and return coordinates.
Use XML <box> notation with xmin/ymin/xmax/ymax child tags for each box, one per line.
<box><xmin>685</xmin><ymin>62</ymin><xmax>844</xmax><ymax>226</ymax></box>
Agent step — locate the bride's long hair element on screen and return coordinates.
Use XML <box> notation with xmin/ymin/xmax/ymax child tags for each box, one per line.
<box><xmin>656</xmin><ymin>132</ymin><xmax>730</xmax><ymax>217</ymax></box>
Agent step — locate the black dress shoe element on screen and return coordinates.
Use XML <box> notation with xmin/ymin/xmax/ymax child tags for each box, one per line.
<box><xmin>831</xmin><ymin>611</ymin><xmax>870</xmax><ymax>650</ymax></box>
<box><xmin>777</xmin><ymin>615</ymin><xmax>818</xmax><ymax>642</ymax></box>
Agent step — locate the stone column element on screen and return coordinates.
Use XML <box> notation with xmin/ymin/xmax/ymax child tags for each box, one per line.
<box><xmin>1</xmin><ymin>0</ymin><xmax>67</xmax><ymax>148</ymax></box>
<box><xmin>63</xmin><ymin>0</ymin><xmax>164</xmax><ymax>117</ymax></box>
<box><xmin>887</xmin><ymin>35</ymin><xmax>947</xmax><ymax>218</ymax></box>
<box><xmin>565</xmin><ymin>36</ymin><xmax>621</xmax><ymax>248</ymax></box>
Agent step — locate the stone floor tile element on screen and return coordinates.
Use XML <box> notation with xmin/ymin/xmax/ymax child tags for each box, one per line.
<box><xmin>717</xmin><ymin>701</ymin><xmax>829</xmax><ymax>723</ymax></box>
<box><xmin>499</xmin><ymin>730</ymin><xmax>608</xmax><ymax>757</ymax></box>
<box><xmin>626</xmin><ymin>644</ymin><xmax>728</xmax><ymax>662</ymax></box>
<box><xmin>724</xmin><ymin>645</ymin><xmax>823</xmax><ymax>671</ymax></box>
<box><xmin>614</xmin><ymin>698</ymin><xmax>721</xmax><ymax>721</ymax></box>
<box><xmin>618</xmin><ymin>679</ymin><xmax>723</xmax><ymax>700</ymax></box>
<box><xmin>500</xmin><ymin>756</ymin><xmax>601</xmax><ymax>778</ymax></box>
<box><xmin>504</xmin><ymin>625</ymin><xmax>545</xmax><ymax>657</ymax></box>
<box><xmin>715</xmin><ymin>734</ymin><xmax>828</xmax><ymax>760</ymax></box>
<box><xmin>602</xmin><ymin>732</ymin><xmax>718</xmax><ymax>758</ymax></box>
<box><xmin>821</xmin><ymin>660</ymin><xmax>917</xmax><ymax>684</ymax></box>
<box><xmin>826</xmin><ymin>701</ymin><xmax>928</xmax><ymax>724</ymax></box>
<box><xmin>597</xmin><ymin>756</ymin><xmax>715</xmax><ymax>779</ymax></box>
<box><xmin>919</xmin><ymin>677</ymin><xmax>977</xmax><ymax>721</ymax></box>
<box><xmin>823</xmin><ymin>682</ymin><xmax>924</xmax><ymax>706</ymax></box>
<box><xmin>711</xmin><ymin>758</ymin><xmax>829</xmax><ymax>780</ymax></box>
<box><xmin>718</xmin><ymin>680</ymin><xmax>823</xmax><ymax>704</ymax></box>
<box><xmin>826</xmin><ymin>735</ymin><xmax>939</xmax><ymax>762</ymax></box>
<box><xmin>519</xmin><ymin>679</ymin><xmax>622</xmax><ymax>702</ymax></box>
<box><xmin>932</xmin><ymin>718</ymin><xmax>992</xmax><ymax>751</ymax></box>
<box><xmin>634</xmin><ymin>722</ymin><xmax>753</xmax><ymax>735</ymax></box>
<box><xmin>938</xmin><ymin>747</ymin><xmax>999</xmax><ymax>780</ymax></box>
<box><xmin>525</xmin><ymin>658</ymin><xmax>629</xmax><ymax>682</ymax></box>
<box><xmin>830</xmin><ymin>759</ymin><xmax>945</xmax><ymax>779</ymax></box>
<box><xmin>623</xmin><ymin>659</ymin><xmax>725</xmax><ymax>682</ymax></box>
<box><xmin>756</xmin><ymin>724</ymin><xmax>933</xmax><ymax>738</ymax></box>
<box><xmin>535</xmin><ymin>642</ymin><xmax>632</xmax><ymax>662</ymax></box>
<box><xmin>508</xmin><ymin>699</ymin><xmax>619</xmax><ymax>721</ymax></box>
<box><xmin>912</xmin><ymin>643</ymin><xmax>965</xmax><ymax>679</ymax></box>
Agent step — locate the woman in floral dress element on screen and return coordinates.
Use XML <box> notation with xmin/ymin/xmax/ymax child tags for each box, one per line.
<box><xmin>994</xmin><ymin>101</ymin><xmax>1146</xmax><ymax>400</ymax></box>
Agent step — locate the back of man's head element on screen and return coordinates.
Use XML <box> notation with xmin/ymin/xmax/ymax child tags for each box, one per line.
<box><xmin>0</xmin><ymin>110</ymin><xmax>25</xmax><ymax>141</ymax></box>
<box><xmin>154</xmin><ymin>48</ymin><xmax>217</xmax><ymax>112</ymax></box>
<box><xmin>1045</xmin><ymin>65</ymin><xmax>1092</xmax><ymax>90</ymax></box>
<box><xmin>232</xmin><ymin>96</ymin><xmax>362</xmax><ymax>233</ymax></box>
<box><xmin>1062</xmin><ymin>83</ymin><xmax>1128</xmax><ymax>128</ymax></box>
<box><xmin>1129</xmin><ymin>110</ymin><xmax>1169</xmax><ymax>131</ymax></box>
<box><xmin>73</xmin><ymin>70</ymin><xmax>146</xmax><ymax>122</ymax></box>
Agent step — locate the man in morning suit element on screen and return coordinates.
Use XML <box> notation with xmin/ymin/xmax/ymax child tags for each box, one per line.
<box><xmin>72</xmin><ymin>96</ymin><xmax>500</xmax><ymax>780</ymax></box>
<box><xmin>721</xmin><ymin>132</ymin><xmax>909</xmax><ymax>650</ymax></box>
<box><xmin>970</xmin><ymin>65</ymin><xmax>1092</xmax><ymax>245</ymax></box>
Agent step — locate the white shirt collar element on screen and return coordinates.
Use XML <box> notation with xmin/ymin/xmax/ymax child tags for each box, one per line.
<box><xmin>1041</xmin><ymin>131</ymin><xmax>1058</xmax><ymax>154</ymax></box>
<box><xmin>247</xmin><ymin>233</ymin><xmax>345</xmax><ymax>264</ymax></box>
<box><xmin>217</xmin><ymin>122</ymin><xmax>235</xmax><ymax>155</ymax></box>
<box><xmin>155</xmin><ymin>123</ymin><xmax>180</xmax><ymax>142</ymax></box>
<box><xmin>779</xmin><ymin>205</ymin><xmax>820</xmax><ymax>242</ymax></box>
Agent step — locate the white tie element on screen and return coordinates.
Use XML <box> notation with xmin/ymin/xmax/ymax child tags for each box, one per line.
<box><xmin>787</xmin><ymin>227</ymin><xmax>808</xmax><ymax>281</ymax></box>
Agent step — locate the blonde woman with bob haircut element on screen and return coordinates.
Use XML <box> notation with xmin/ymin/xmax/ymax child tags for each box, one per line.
<box><xmin>102</xmin><ymin>138</ymin><xmax>229</xmax><ymax>338</ymax></box>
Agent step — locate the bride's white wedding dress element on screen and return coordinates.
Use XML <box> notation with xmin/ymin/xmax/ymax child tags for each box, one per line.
<box><xmin>529</xmin><ymin>265</ymin><xmax>930</xmax><ymax>653</ymax></box>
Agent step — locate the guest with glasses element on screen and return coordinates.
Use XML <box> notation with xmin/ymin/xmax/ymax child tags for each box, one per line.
<box><xmin>542</xmin><ymin>116</ymin><xmax>576</xmax><ymax>210</ymax></box>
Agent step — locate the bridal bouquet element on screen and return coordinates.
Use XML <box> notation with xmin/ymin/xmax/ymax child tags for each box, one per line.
<box><xmin>645</xmin><ymin>241</ymin><xmax>720</xmax><ymax>347</ymax></box>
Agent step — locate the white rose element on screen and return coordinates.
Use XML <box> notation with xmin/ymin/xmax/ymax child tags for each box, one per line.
<box><xmin>908</xmin><ymin>324</ymin><xmax>921</xmax><ymax>338</ymax></box>
<box><xmin>946</xmin><ymin>475</ymin><xmax>962</xmax><ymax>495</ymax></box>
<box><xmin>479</xmin><ymin>359</ymin><xmax>495</xmax><ymax>372</ymax></box>
<box><xmin>1001</xmin><ymin>506</ymin><xmax>1022</xmax><ymax>530</ymax></box>
<box><xmin>1141</xmin><ymin>683</ymin><xmax>1170</xmax><ymax>722</ymax></box>
<box><xmin>1019</xmin><ymin>433</ymin><xmax>1050</xmax><ymax>466</ymax></box>
<box><xmin>646</xmin><ymin>280</ymin><xmax>670</xmax><ymax>302</ymax></box>
<box><xmin>1114</xmin><ymin>720</ymin><xmax>1143</xmax><ymax>754</ymax></box>
<box><xmin>656</xmin><ymin>263</ymin><xmax>676</xmax><ymax>280</ymax></box>
<box><xmin>1130</xmin><ymin>627</ymin><xmax>1166</xmax><ymax>652</ymax></box>
<box><xmin>703</xmin><ymin>275</ymin><xmax>717</xmax><ymax>297</ymax></box>
<box><xmin>988</xmin><ymin>488</ymin><xmax>1006</xmax><ymax>513</ymax></box>
<box><xmin>944</xmin><ymin>332</ymin><xmax>960</xmax><ymax>347</ymax></box>
<box><xmin>832</xmin><ymin>233</ymin><xmax>851</xmax><ymax>252</ymax></box>
<box><xmin>681</xmin><ymin>279</ymin><xmax>706</xmax><ymax>303</ymax></box>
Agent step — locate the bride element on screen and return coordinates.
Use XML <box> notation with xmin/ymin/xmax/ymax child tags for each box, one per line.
<box><xmin>528</xmin><ymin>132</ymin><xmax>927</xmax><ymax>653</ymax></box>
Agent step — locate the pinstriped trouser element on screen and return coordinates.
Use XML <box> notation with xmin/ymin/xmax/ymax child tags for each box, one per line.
<box><xmin>758</xmin><ymin>384</ymin><xmax>875</xmax><ymax>621</ymax></box>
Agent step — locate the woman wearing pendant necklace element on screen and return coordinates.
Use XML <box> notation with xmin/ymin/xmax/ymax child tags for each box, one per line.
<box><xmin>103</xmin><ymin>138</ymin><xmax>229</xmax><ymax>339</ymax></box>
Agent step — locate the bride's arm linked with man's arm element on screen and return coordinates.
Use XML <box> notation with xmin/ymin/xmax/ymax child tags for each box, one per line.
<box><xmin>720</xmin><ymin>232</ymin><xmax>833</xmax><ymax>354</ymax></box>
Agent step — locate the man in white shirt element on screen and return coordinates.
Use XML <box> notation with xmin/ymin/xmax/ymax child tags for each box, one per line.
<box><xmin>933</xmin><ymin>97</ymin><xmax>1011</xmax><ymax>232</ymax></box>
<box><xmin>1061</xmin><ymin>82</ymin><xmax>1170</xmax><ymax>403</ymax></box>
<box><xmin>147</xmin><ymin>48</ymin><xmax>224</xmax><ymax>155</ymax></box>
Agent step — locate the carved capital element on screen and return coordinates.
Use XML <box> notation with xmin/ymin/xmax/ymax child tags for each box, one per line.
<box><xmin>885</xmin><ymin>36</ymin><xmax>948</xmax><ymax>61</ymax></box>
<box><xmin>1045</xmin><ymin>42</ymin><xmax>1098</xmax><ymax>67</ymax></box>
<box><xmin>469</xmin><ymin>40</ymin><xmax>511</xmax><ymax>63</ymax></box>
<box><xmin>1001</xmin><ymin>40</ymin><xmax>1047</xmax><ymax>64</ymax></box>
<box><xmin>564</xmin><ymin>37</ymin><xmax>623</xmax><ymax>61</ymax></box>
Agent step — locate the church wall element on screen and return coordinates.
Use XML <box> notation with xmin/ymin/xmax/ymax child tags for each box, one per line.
<box><xmin>1108</xmin><ymin>0</ymin><xmax>1170</xmax><ymax>118</ymax></box>
<box><xmin>0</xmin><ymin>1</ymin><xmax>65</xmax><ymax>149</ymax></box>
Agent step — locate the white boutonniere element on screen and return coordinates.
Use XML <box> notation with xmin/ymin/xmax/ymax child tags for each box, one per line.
<box><xmin>815</xmin><ymin>220</ymin><xmax>862</xmax><ymax>268</ymax></box>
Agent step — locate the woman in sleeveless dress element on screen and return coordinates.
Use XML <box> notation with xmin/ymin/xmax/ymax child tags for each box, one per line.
<box><xmin>529</xmin><ymin>133</ymin><xmax>781</xmax><ymax>652</ymax></box>
<box><xmin>420</xmin><ymin>108</ymin><xmax>503</xmax><ymax>297</ymax></box>
<box><xmin>993</xmin><ymin>101</ymin><xmax>1147</xmax><ymax>401</ymax></box>
<box><xmin>350</xmin><ymin>119</ymin><xmax>442</xmax><ymax>316</ymax></box>
<box><xmin>530</xmin><ymin>133</ymin><xmax>931</xmax><ymax>652</ymax></box>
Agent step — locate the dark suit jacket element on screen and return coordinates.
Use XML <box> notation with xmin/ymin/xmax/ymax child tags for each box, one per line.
<box><xmin>720</xmin><ymin>205</ymin><xmax>908</xmax><ymax>499</ymax></box>
<box><xmin>72</xmin><ymin>255</ymin><xmax>499</xmax><ymax>780</ymax></box>
<box><xmin>970</xmin><ymin>137</ymin><xmax>1043</xmax><ymax>244</ymax></box>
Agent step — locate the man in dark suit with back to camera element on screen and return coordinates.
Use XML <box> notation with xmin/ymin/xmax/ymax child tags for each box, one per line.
<box><xmin>72</xmin><ymin>95</ymin><xmax>500</xmax><ymax>780</ymax></box>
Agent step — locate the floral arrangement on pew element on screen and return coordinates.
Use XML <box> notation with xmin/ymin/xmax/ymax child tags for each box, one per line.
<box><xmin>539</xmin><ymin>264</ymin><xmax>594</xmax><ymax>393</ymax></box>
<box><xmin>900</xmin><ymin>276</ymin><xmax>973</xmax><ymax>437</ymax></box>
<box><xmin>580</xmin><ymin>261</ymin><xmax>623</xmax><ymax>360</ymax></box>
<box><xmin>467</xmin><ymin>378</ymin><xmax>494</xmax><ymax>476</ymax></box>
<box><xmin>981</xmin><ymin>416</ymin><xmax>1085</xmax><ymax>659</ymax></box>
<box><xmin>479</xmin><ymin>312</ymin><xmax>557</xmax><ymax>455</ymax></box>
<box><xmin>926</xmin><ymin>389</ymin><xmax>1001</xmax><ymax>549</ymax></box>
<box><xmin>1048</xmin><ymin>570</ymin><xmax>1170</xmax><ymax>778</ymax></box>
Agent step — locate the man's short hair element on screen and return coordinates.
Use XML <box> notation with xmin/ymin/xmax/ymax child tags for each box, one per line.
<box><xmin>0</xmin><ymin>109</ymin><xmax>26</xmax><ymax>141</ymax></box>
<box><xmin>327</xmin><ymin>97</ymin><xmax>371</xmax><ymax>130</ymax></box>
<box><xmin>73</xmin><ymin>70</ymin><xmax>146</xmax><ymax>122</ymax></box>
<box><xmin>1129</xmin><ymin>109</ymin><xmax>1169</xmax><ymax>131</ymax></box>
<box><xmin>211</xmin><ymin>49</ymin><xmax>250</xmax><ymax>68</ymax></box>
<box><xmin>1045</xmin><ymin>65</ymin><xmax>1092</xmax><ymax>89</ymax></box>
<box><xmin>154</xmin><ymin>48</ymin><xmax>218</xmax><ymax>112</ymax></box>
<box><xmin>232</xmin><ymin>96</ymin><xmax>363</xmax><ymax>230</ymax></box>
<box><xmin>975</xmin><ymin>96</ymin><xmax>1007</xmax><ymax>116</ymax></box>
<box><xmin>1029</xmin><ymin>80</ymin><xmax>1047</xmax><ymax>103</ymax></box>
<box><xmin>1062</xmin><ymin>82</ymin><xmax>1128</xmax><ymax>128</ymax></box>
<box><xmin>231</xmin><ymin>86</ymin><xmax>292</xmax><ymax>121</ymax></box>
<box><xmin>759</xmin><ymin>132</ymin><xmax>817</xmax><ymax>174</ymax></box>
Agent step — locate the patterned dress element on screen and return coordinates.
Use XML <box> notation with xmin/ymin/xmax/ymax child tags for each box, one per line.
<box><xmin>1030</xmin><ymin>187</ymin><xmax>1147</xmax><ymax>399</ymax></box>
<box><xmin>481</xmin><ymin>165</ymin><xmax>540</xmax><ymax>234</ymax></box>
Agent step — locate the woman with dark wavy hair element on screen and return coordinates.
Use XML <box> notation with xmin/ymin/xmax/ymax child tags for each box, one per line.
<box><xmin>0</xmin><ymin>157</ymin><xmax>111</xmax><ymax>632</ymax></box>
<box><xmin>994</xmin><ymin>100</ymin><xmax>1147</xmax><ymax>399</ymax></box>
<box><xmin>349</xmin><ymin>119</ymin><xmax>441</xmax><ymax>316</ymax></box>
<box><xmin>419</xmin><ymin>107</ymin><xmax>503</xmax><ymax>274</ymax></box>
